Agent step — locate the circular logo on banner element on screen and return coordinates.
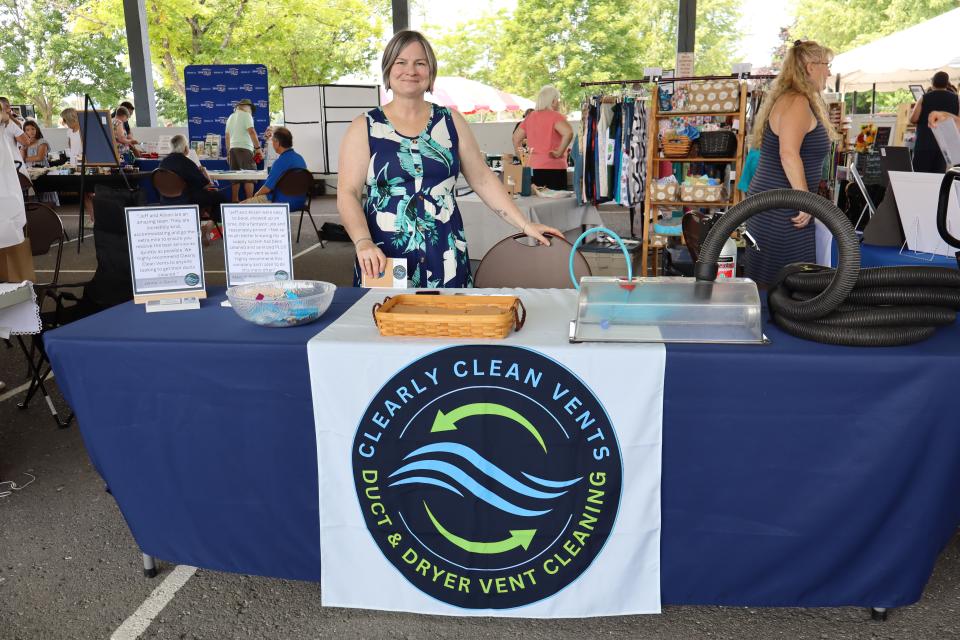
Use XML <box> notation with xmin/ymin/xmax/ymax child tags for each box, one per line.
<box><xmin>184</xmin><ymin>273</ymin><xmax>200</xmax><ymax>286</ymax></box>
<box><xmin>352</xmin><ymin>345</ymin><xmax>622</xmax><ymax>609</ymax></box>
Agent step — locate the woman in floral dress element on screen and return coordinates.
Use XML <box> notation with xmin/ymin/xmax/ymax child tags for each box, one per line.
<box><xmin>337</xmin><ymin>30</ymin><xmax>561</xmax><ymax>288</ymax></box>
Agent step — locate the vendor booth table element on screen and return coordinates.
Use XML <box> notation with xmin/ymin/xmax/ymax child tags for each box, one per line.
<box><xmin>134</xmin><ymin>158</ymin><xmax>266</xmax><ymax>203</ymax></box>
<box><xmin>44</xmin><ymin>288</ymin><xmax>960</xmax><ymax>610</ymax></box>
<box><xmin>457</xmin><ymin>194</ymin><xmax>602</xmax><ymax>258</ymax></box>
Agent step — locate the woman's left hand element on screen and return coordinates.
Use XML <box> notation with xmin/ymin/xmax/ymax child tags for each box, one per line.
<box><xmin>522</xmin><ymin>222</ymin><xmax>563</xmax><ymax>246</ymax></box>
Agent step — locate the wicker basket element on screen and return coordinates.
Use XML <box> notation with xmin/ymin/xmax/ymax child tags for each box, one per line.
<box><xmin>697</xmin><ymin>130</ymin><xmax>738</xmax><ymax>158</ymax></box>
<box><xmin>372</xmin><ymin>294</ymin><xmax>526</xmax><ymax>339</ymax></box>
<box><xmin>662</xmin><ymin>134</ymin><xmax>692</xmax><ymax>158</ymax></box>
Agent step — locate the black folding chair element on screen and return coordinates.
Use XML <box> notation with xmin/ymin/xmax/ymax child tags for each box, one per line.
<box><xmin>277</xmin><ymin>168</ymin><xmax>321</xmax><ymax>245</ymax></box>
<box><xmin>15</xmin><ymin>203</ymin><xmax>74</xmax><ymax>428</ymax></box>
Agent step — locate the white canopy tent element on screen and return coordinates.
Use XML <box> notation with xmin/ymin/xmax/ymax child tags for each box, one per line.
<box><xmin>832</xmin><ymin>8</ymin><xmax>960</xmax><ymax>92</ymax></box>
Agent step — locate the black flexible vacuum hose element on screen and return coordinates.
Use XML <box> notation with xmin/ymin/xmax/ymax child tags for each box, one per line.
<box><xmin>694</xmin><ymin>188</ymin><xmax>960</xmax><ymax>346</ymax></box>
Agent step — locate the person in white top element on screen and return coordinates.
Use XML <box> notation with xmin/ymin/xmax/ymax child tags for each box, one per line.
<box><xmin>0</xmin><ymin>108</ymin><xmax>28</xmax><ymax>171</ymax></box>
<box><xmin>60</xmin><ymin>108</ymin><xmax>83</xmax><ymax>165</ymax></box>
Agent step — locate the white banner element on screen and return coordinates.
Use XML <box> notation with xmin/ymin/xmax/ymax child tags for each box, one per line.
<box><xmin>307</xmin><ymin>289</ymin><xmax>665</xmax><ymax>617</ymax></box>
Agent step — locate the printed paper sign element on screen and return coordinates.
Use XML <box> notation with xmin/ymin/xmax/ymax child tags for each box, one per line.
<box><xmin>221</xmin><ymin>203</ymin><xmax>294</xmax><ymax>286</ymax></box>
<box><xmin>125</xmin><ymin>206</ymin><xmax>205</xmax><ymax>300</ymax></box>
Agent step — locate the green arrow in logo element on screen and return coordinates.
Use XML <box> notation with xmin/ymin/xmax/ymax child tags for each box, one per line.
<box><xmin>424</xmin><ymin>502</ymin><xmax>536</xmax><ymax>554</ymax></box>
<box><xmin>431</xmin><ymin>403</ymin><xmax>547</xmax><ymax>453</ymax></box>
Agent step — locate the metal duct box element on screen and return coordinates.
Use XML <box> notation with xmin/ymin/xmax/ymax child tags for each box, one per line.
<box><xmin>570</xmin><ymin>276</ymin><xmax>766</xmax><ymax>344</ymax></box>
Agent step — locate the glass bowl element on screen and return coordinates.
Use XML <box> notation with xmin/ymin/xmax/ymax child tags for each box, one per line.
<box><xmin>226</xmin><ymin>280</ymin><xmax>336</xmax><ymax>328</ymax></box>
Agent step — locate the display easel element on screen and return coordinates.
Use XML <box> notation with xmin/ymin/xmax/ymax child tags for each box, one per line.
<box><xmin>76</xmin><ymin>93</ymin><xmax>132</xmax><ymax>253</ymax></box>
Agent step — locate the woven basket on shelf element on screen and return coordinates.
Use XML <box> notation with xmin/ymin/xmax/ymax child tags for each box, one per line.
<box><xmin>372</xmin><ymin>294</ymin><xmax>526</xmax><ymax>339</ymax></box>
<box><xmin>697</xmin><ymin>130</ymin><xmax>738</xmax><ymax>158</ymax></box>
<box><xmin>662</xmin><ymin>134</ymin><xmax>692</xmax><ymax>158</ymax></box>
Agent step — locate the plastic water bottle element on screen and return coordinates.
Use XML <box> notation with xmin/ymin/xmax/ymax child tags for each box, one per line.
<box><xmin>717</xmin><ymin>236</ymin><xmax>737</xmax><ymax>279</ymax></box>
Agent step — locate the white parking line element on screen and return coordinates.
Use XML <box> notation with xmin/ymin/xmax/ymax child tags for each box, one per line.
<box><xmin>0</xmin><ymin>379</ymin><xmax>37</xmax><ymax>403</ymax></box>
<box><xmin>293</xmin><ymin>241</ymin><xmax>324</xmax><ymax>260</ymax></box>
<box><xmin>110</xmin><ymin>565</ymin><xmax>196</xmax><ymax>640</ymax></box>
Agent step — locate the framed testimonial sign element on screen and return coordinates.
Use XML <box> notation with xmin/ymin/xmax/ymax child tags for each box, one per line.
<box><xmin>221</xmin><ymin>203</ymin><xmax>294</xmax><ymax>286</ymax></box>
<box><xmin>125</xmin><ymin>205</ymin><xmax>207</xmax><ymax>311</ymax></box>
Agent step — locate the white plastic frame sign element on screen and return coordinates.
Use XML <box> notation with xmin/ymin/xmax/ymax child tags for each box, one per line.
<box><xmin>125</xmin><ymin>205</ymin><xmax>207</xmax><ymax>307</ymax></box>
<box><xmin>221</xmin><ymin>202</ymin><xmax>294</xmax><ymax>287</ymax></box>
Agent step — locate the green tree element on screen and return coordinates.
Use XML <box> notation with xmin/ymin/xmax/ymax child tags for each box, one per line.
<box><xmin>427</xmin><ymin>0</ymin><xmax>743</xmax><ymax>109</ymax></box>
<box><xmin>0</xmin><ymin>0</ymin><xmax>130</xmax><ymax>125</ymax></box>
<box><xmin>75</xmin><ymin>0</ymin><xmax>388</xmax><ymax>121</ymax></box>
<box><xmin>793</xmin><ymin>0</ymin><xmax>955</xmax><ymax>52</ymax></box>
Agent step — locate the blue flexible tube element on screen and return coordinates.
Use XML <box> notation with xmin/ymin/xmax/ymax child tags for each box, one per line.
<box><xmin>568</xmin><ymin>227</ymin><xmax>633</xmax><ymax>290</ymax></box>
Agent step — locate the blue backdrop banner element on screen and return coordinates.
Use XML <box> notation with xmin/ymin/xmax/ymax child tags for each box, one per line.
<box><xmin>184</xmin><ymin>64</ymin><xmax>270</xmax><ymax>154</ymax></box>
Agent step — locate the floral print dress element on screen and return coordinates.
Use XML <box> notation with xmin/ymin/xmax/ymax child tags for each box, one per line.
<box><xmin>356</xmin><ymin>104</ymin><xmax>472</xmax><ymax>288</ymax></box>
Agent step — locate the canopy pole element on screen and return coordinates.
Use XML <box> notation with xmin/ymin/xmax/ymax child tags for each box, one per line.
<box><xmin>852</xmin><ymin>91</ymin><xmax>857</xmax><ymax>115</ymax></box>
<box><xmin>392</xmin><ymin>0</ymin><xmax>409</xmax><ymax>32</ymax></box>
<box><xmin>677</xmin><ymin>0</ymin><xmax>696</xmax><ymax>54</ymax></box>
<box><xmin>871</xmin><ymin>83</ymin><xmax>876</xmax><ymax>115</ymax></box>
<box><xmin>122</xmin><ymin>0</ymin><xmax>157</xmax><ymax>126</ymax></box>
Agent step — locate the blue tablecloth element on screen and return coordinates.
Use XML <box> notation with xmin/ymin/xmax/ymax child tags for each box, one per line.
<box><xmin>45</xmin><ymin>288</ymin><xmax>960</xmax><ymax>608</ymax></box>
<box><xmin>135</xmin><ymin>158</ymin><xmax>263</xmax><ymax>203</ymax></box>
<box><xmin>831</xmin><ymin>242</ymin><xmax>959</xmax><ymax>269</ymax></box>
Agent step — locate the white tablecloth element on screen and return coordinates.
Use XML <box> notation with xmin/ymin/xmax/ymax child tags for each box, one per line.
<box><xmin>457</xmin><ymin>194</ymin><xmax>602</xmax><ymax>259</ymax></box>
<box><xmin>206</xmin><ymin>170</ymin><xmax>268</xmax><ymax>182</ymax></box>
<box><xmin>0</xmin><ymin>282</ymin><xmax>41</xmax><ymax>338</ymax></box>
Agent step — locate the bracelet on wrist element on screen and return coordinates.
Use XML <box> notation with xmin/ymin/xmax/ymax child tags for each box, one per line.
<box><xmin>354</xmin><ymin>237</ymin><xmax>373</xmax><ymax>247</ymax></box>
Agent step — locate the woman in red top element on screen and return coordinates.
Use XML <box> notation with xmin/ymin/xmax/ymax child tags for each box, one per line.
<box><xmin>512</xmin><ymin>85</ymin><xmax>573</xmax><ymax>190</ymax></box>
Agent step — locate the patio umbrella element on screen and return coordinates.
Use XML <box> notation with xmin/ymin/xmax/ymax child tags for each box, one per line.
<box><xmin>381</xmin><ymin>76</ymin><xmax>534</xmax><ymax>114</ymax></box>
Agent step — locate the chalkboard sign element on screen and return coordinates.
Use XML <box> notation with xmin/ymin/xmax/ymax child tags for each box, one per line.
<box><xmin>79</xmin><ymin>109</ymin><xmax>119</xmax><ymax>166</ymax></box>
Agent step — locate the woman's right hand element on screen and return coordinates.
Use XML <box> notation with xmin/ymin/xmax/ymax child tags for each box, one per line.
<box><xmin>791</xmin><ymin>211</ymin><xmax>812</xmax><ymax>229</ymax></box>
<box><xmin>355</xmin><ymin>238</ymin><xmax>387</xmax><ymax>281</ymax></box>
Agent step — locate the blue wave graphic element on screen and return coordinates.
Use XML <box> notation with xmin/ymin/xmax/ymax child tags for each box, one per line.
<box><xmin>521</xmin><ymin>472</ymin><xmax>582</xmax><ymax>489</ymax></box>
<box><xmin>389</xmin><ymin>476</ymin><xmax>464</xmax><ymax>497</ymax></box>
<box><xmin>388</xmin><ymin>460</ymin><xmax>550</xmax><ymax>517</ymax></box>
<box><xmin>388</xmin><ymin>443</ymin><xmax>584</xmax><ymax>519</ymax></box>
<box><xmin>404</xmin><ymin>442</ymin><xmax>580</xmax><ymax>499</ymax></box>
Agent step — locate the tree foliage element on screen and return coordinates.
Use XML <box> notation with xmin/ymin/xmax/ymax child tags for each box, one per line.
<box><xmin>0</xmin><ymin>0</ymin><xmax>130</xmax><ymax>125</ymax></box>
<box><xmin>75</xmin><ymin>0</ymin><xmax>387</xmax><ymax>122</ymax></box>
<box><xmin>427</xmin><ymin>0</ymin><xmax>743</xmax><ymax>108</ymax></box>
<box><xmin>792</xmin><ymin>0</ymin><xmax>956</xmax><ymax>53</ymax></box>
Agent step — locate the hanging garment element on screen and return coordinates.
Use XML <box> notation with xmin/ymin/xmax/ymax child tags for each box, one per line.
<box><xmin>626</xmin><ymin>99</ymin><xmax>648</xmax><ymax>208</ymax></box>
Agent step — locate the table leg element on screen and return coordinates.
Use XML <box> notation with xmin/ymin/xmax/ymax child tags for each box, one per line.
<box><xmin>870</xmin><ymin>607</ymin><xmax>889</xmax><ymax>621</ymax></box>
<box><xmin>143</xmin><ymin>553</ymin><xmax>157</xmax><ymax>578</ymax></box>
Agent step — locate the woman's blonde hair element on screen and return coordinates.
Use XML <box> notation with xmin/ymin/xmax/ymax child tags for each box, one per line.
<box><xmin>381</xmin><ymin>30</ymin><xmax>438</xmax><ymax>93</ymax></box>
<box><xmin>751</xmin><ymin>40</ymin><xmax>838</xmax><ymax>147</ymax></box>
<box><xmin>60</xmin><ymin>107</ymin><xmax>79</xmax><ymax>128</ymax></box>
<box><xmin>535</xmin><ymin>85</ymin><xmax>560</xmax><ymax>111</ymax></box>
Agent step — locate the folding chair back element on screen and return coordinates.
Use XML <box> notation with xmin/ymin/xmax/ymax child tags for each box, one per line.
<box><xmin>152</xmin><ymin>169</ymin><xmax>187</xmax><ymax>201</ymax></box>
<box><xmin>277</xmin><ymin>168</ymin><xmax>320</xmax><ymax>243</ymax></box>
<box><xmin>275</xmin><ymin>168</ymin><xmax>313</xmax><ymax>205</ymax></box>
<box><xmin>18</xmin><ymin>171</ymin><xmax>33</xmax><ymax>197</ymax></box>
<box><xmin>473</xmin><ymin>233</ymin><xmax>591</xmax><ymax>289</ymax></box>
<box><xmin>24</xmin><ymin>202</ymin><xmax>65</xmax><ymax>289</ymax></box>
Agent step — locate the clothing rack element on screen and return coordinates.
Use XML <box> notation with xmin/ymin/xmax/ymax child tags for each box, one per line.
<box><xmin>580</xmin><ymin>73</ymin><xmax>776</xmax><ymax>88</ymax></box>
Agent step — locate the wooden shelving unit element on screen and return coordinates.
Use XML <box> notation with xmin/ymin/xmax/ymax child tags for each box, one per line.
<box><xmin>640</xmin><ymin>82</ymin><xmax>749</xmax><ymax>276</ymax></box>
